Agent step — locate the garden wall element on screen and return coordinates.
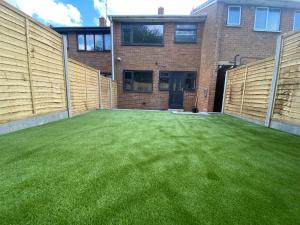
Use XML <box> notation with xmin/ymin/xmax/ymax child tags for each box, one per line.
<box><xmin>223</xmin><ymin>30</ymin><xmax>300</xmax><ymax>135</ymax></box>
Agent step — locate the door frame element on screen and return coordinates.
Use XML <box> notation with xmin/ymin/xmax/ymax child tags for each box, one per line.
<box><xmin>168</xmin><ymin>72</ymin><xmax>185</xmax><ymax>109</ymax></box>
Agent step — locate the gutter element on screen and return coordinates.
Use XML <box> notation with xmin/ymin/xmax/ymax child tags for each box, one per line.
<box><xmin>109</xmin><ymin>18</ymin><xmax>115</xmax><ymax>81</ymax></box>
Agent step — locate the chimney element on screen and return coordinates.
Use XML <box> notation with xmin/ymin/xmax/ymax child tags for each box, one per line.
<box><xmin>99</xmin><ymin>17</ymin><xmax>107</xmax><ymax>27</ymax></box>
<box><xmin>158</xmin><ymin>7</ymin><xmax>164</xmax><ymax>15</ymax></box>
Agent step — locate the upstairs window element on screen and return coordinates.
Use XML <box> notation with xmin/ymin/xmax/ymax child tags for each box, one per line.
<box><xmin>123</xmin><ymin>70</ymin><xmax>153</xmax><ymax>92</ymax></box>
<box><xmin>227</xmin><ymin>6</ymin><xmax>241</xmax><ymax>26</ymax></box>
<box><xmin>254</xmin><ymin>8</ymin><xmax>281</xmax><ymax>32</ymax></box>
<box><xmin>294</xmin><ymin>11</ymin><xmax>300</xmax><ymax>30</ymax></box>
<box><xmin>174</xmin><ymin>24</ymin><xmax>197</xmax><ymax>43</ymax></box>
<box><xmin>122</xmin><ymin>24</ymin><xmax>164</xmax><ymax>45</ymax></box>
<box><xmin>77</xmin><ymin>33</ymin><xmax>111</xmax><ymax>51</ymax></box>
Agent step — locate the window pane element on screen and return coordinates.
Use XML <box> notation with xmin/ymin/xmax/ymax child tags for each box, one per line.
<box><xmin>267</xmin><ymin>9</ymin><xmax>280</xmax><ymax>31</ymax></box>
<box><xmin>122</xmin><ymin>28</ymin><xmax>131</xmax><ymax>43</ymax></box>
<box><xmin>185</xmin><ymin>73</ymin><xmax>196</xmax><ymax>90</ymax></box>
<box><xmin>175</xmin><ymin>30</ymin><xmax>196</xmax><ymax>42</ymax></box>
<box><xmin>104</xmin><ymin>34</ymin><xmax>111</xmax><ymax>50</ymax></box>
<box><xmin>133</xmin><ymin>71</ymin><xmax>152</xmax><ymax>92</ymax></box>
<box><xmin>95</xmin><ymin>34</ymin><xmax>103</xmax><ymax>51</ymax></box>
<box><xmin>124</xmin><ymin>71</ymin><xmax>133</xmax><ymax>90</ymax></box>
<box><xmin>255</xmin><ymin>8</ymin><xmax>267</xmax><ymax>30</ymax></box>
<box><xmin>159</xmin><ymin>73</ymin><xmax>169</xmax><ymax>90</ymax></box>
<box><xmin>132</xmin><ymin>25</ymin><xmax>163</xmax><ymax>44</ymax></box>
<box><xmin>228</xmin><ymin>7</ymin><xmax>241</xmax><ymax>25</ymax></box>
<box><xmin>294</xmin><ymin>11</ymin><xmax>300</xmax><ymax>30</ymax></box>
<box><xmin>77</xmin><ymin>34</ymin><xmax>85</xmax><ymax>50</ymax></box>
<box><xmin>86</xmin><ymin>34</ymin><xmax>94</xmax><ymax>51</ymax></box>
<box><xmin>176</xmin><ymin>24</ymin><xmax>197</xmax><ymax>29</ymax></box>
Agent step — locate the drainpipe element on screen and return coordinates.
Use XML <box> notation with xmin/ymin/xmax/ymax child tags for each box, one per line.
<box><xmin>110</xmin><ymin>18</ymin><xmax>115</xmax><ymax>81</ymax></box>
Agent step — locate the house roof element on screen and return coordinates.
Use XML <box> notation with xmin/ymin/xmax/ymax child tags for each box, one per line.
<box><xmin>192</xmin><ymin>0</ymin><xmax>300</xmax><ymax>14</ymax></box>
<box><xmin>109</xmin><ymin>15</ymin><xmax>207</xmax><ymax>23</ymax></box>
<box><xmin>52</xmin><ymin>26</ymin><xmax>110</xmax><ymax>34</ymax></box>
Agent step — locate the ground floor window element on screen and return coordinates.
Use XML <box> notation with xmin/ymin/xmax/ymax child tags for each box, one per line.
<box><xmin>159</xmin><ymin>71</ymin><xmax>196</xmax><ymax>91</ymax></box>
<box><xmin>123</xmin><ymin>70</ymin><xmax>153</xmax><ymax>92</ymax></box>
<box><xmin>185</xmin><ymin>72</ymin><xmax>196</xmax><ymax>90</ymax></box>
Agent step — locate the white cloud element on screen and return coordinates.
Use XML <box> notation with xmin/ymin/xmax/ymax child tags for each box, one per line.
<box><xmin>94</xmin><ymin>0</ymin><xmax>106</xmax><ymax>17</ymax></box>
<box><xmin>5</xmin><ymin>0</ymin><xmax>82</xmax><ymax>26</ymax></box>
<box><xmin>106</xmin><ymin>0</ymin><xmax>207</xmax><ymax>16</ymax></box>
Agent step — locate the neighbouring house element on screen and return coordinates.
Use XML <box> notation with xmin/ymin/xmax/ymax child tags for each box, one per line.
<box><xmin>191</xmin><ymin>0</ymin><xmax>300</xmax><ymax>112</ymax></box>
<box><xmin>110</xmin><ymin>8</ymin><xmax>206</xmax><ymax>111</ymax></box>
<box><xmin>53</xmin><ymin>17</ymin><xmax>112</xmax><ymax>76</ymax></box>
<box><xmin>110</xmin><ymin>0</ymin><xmax>300</xmax><ymax>112</ymax></box>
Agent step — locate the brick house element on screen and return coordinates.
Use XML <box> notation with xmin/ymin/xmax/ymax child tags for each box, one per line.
<box><xmin>192</xmin><ymin>0</ymin><xmax>300</xmax><ymax>112</ymax></box>
<box><xmin>110</xmin><ymin>0</ymin><xmax>299</xmax><ymax>112</ymax></box>
<box><xmin>53</xmin><ymin>18</ymin><xmax>112</xmax><ymax>76</ymax></box>
<box><xmin>110</xmin><ymin>11</ymin><xmax>206</xmax><ymax>111</ymax></box>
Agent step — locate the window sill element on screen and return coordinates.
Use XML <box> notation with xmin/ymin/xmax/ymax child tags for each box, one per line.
<box><xmin>226</xmin><ymin>24</ymin><xmax>242</xmax><ymax>28</ymax></box>
<box><xmin>174</xmin><ymin>41</ymin><xmax>197</xmax><ymax>44</ymax></box>
<box><xmin>253</xmin><ymin>29</ymin><xmax>281</xmax><ymax>33</ymax></box>
<box><xmin>123</xmin><ymin>90</ymin><xmax>153</xmax><ymax>93</ymax></box>
<box><xmin>77</xmin><ymin>50</ymin><xmax>111</xmax><ymax>52</ymax></box>
<box><xmin>121</xmin><ymin>44</ymin><xmax>164</xmax><ymax>47</ymax></box>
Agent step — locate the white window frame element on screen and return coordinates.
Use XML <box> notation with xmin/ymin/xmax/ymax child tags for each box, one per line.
<box><xmin>227</xmin><ymin>5</ymin><xmax>241</xmax><ymax>26</ymax></box>
<box><xmin>254</xmin><ymin>7</ymin><xmax>281</xmax><ymax>32</ymax></box>
<box><xmin>294</xmin><ymin>10</ymin><xmax>300</xmax><ymax>31</ymax></box>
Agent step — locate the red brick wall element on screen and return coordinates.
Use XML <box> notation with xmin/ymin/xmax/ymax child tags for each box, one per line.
<box><xmin>195</xmin><ymin>3</ymin><xmax>222</xmax><ymax>112</ymax></box>
<box><xmin>67</xmin><ymin>33</ymin><xmax>112</xmax><ymax>74</ymax></box>
<box><xmin>219</xmin><ymin>5</ymin><xmax>295</xmax><ymax>64</ymax></box>
<box><xmin>194</xmin><ymin>2</ymin><xmax>297</xmax><ymax>112</ymax></box>
<box><xmin>113</xmin><ymin>22</ymin><xmax>203</xmax><ymax>111</ymax></box>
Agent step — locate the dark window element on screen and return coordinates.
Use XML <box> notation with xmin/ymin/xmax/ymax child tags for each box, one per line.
<box><xmin>77</xmin><ymin>34</ymin><xmax>85</xmax><ymax>50</ymax></box>
<box><xmin>175</xmin><ymin>24</ymin><xmax>197</xmax><ymax>43</ymax></box>
<box><xmin>254</xmin><ymin>8</ymin><xmax>281</xmax><ymax>31</ymax></box>
<box><xmin>77</xmin><ymin>33</ymin><xmax>110</xmax><ymax>52</ymax></box>
<box><xmin>123</xmin><ymin>70</ymin><xmax>153</xmax><ymax>92</ymax></box>
<box><xmin>122</xmin><ymin>24</ymin><xmax>164</xmax><ymax>45</ymax></box>
<box><xmin>227</xmin><ymin>6</ymin><xmax>241</xmax><ymax>26</ymax></box>
<box><xmin>185</xmin><ymin>73</ymin><xmax>196</xmax><ymax>90</ymax></box>
<box><xmin>159</xmin><ymin>72</ymin><xmax>169</xmax><ymax>90</ymax></box>
<box><xmin>294</xmin><ymin>11</ymin><xmax>300</xmax><ymax>30</ymax></box>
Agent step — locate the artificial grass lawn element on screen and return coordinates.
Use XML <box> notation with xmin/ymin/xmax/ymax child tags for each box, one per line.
<box><xmin>0</xmin><ymin>110</ymin><xmax>299</xmax><ymax>225</ymax></box>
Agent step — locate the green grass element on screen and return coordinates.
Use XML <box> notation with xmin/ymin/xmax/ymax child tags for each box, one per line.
<box><xmin>0</xmin><ymin>110</ymin><xmax>299</xmax><ymax>225</ymax></box>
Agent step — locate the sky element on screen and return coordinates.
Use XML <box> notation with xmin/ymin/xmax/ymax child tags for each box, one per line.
<box><xmin>5</xmin><ymin>0</ymin><xmax>207</xmax><ymax>27</ymax></box>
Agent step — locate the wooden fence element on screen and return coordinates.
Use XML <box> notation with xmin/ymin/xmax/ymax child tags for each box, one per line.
<box><xmin>0</xmin><ymin>1</ymin><xmax>117</xmax><ymax>134</ymax></box>
<box><xmin>223</xmin><ymin>30</ymin><xmax>300</xmax><ymax>135</ymax></box>
<box><xmin>0</xmin><ymin>1</ymin><xmax>66</xmax><ymax>124</ymax></box>
<box><xmin>68</xmin><ymin>59</ymin><xmax>117</xmax><ymax>115</ymax></box>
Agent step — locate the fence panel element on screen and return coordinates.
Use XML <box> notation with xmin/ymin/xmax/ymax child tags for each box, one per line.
<box><xmin>272</xmin><ymin>32</ymin><xmax>300</xmax><ymax>126</ymax></box>
<box><xmin>0</xmin><ymin>1</ymin><xmax>66</xmax><ymax>124</ymax></box>
<box><xmin>224</xmin><ymin>57</ymin><xmax>274</xmax><ymax>122</ymax></box>
<box><xmin>68</xmin><ymin>59</ymin><xmax>99</xmax><ymax>115</ymax></box>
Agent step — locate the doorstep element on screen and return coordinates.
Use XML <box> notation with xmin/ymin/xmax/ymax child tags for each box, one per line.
<box><xmin>171</xmin><ymin>111</ymin><xmax>210</xmax><ymax>115</ymax></box>
<box><xmin>168</xmin><ymin>109</ymin><xmax>184</xmax><ymax>112</ymax></box>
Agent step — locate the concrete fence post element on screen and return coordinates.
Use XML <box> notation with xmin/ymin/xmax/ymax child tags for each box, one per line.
<box><xmin>98</xmin><ymin>71</ymin><xmax>102</xmax><ymax>109</ymax></box>
<box><xmin>62</xmin><ymin>35</ymin><xmax>72</xmax><ymax>118</ymax></box>
<box><xmin>221</xmin><ymin>71</ymin><xmax>228</xmax><ymax>113</ymax></box>
<box><xmin>109</xmin><ymin>78</ymin><xmax>113</xmax><ymax>109</ymax></box>
<box><xmin>265</xmin><ymin>35</ymin><xmax>282</xmax><ymax>127</ymax></box>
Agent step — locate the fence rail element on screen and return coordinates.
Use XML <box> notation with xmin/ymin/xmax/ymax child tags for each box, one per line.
<box><xmin>223</xmin><ymin>30</ymin><xmax>300</xmax><ymax>135</ymax></box>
